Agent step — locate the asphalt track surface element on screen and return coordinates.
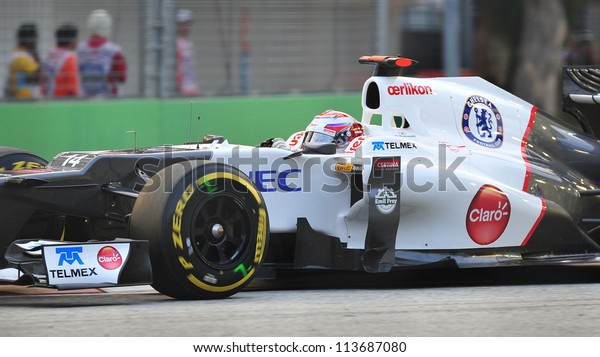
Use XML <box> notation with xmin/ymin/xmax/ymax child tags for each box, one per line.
<box><xmin>1</xmin><ymin>265</ymin><xmax>600</xmax><ymax>337</ymax></box>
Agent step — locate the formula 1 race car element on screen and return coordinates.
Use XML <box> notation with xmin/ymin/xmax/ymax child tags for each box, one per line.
<box><xmin>2</xmin><ymin>56</ymin><xmax>600</xmax><ymax>300</ymax></box>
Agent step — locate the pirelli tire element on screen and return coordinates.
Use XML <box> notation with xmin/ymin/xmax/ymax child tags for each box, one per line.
<box><xmin>0</xmin><ymin>146</ymin><xmax>48</xmax><ymax>172</ymax></box>
<box><xmin>130</xmin><ymin>161</ymin><xmax>269</xmax><ymax>300</ymax></box>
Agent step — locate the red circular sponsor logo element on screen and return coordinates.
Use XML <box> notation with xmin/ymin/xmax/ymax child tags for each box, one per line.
<box><xmin>97</xmin><ymin>246</ymin><xmax>123</xmax><ymax>270</ymax></box>
<box><xmin>466</xmin><ymin>185</ymin><xmax>511</xmax><ymax>245</ymax></box>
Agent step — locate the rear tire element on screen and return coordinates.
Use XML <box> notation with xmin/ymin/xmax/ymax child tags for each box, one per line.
<box><xmin>130</xmin><ymin>161</ymin><xmax>269</xmax><ymax>299</ymax></box>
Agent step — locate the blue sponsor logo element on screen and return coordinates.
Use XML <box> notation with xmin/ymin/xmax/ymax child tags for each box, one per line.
<box><xmin>250</xmin><ymin>169</ymin><xmax>302</xmax><ymax>192</ymax></box>
<box><xmin>372</xmin><ymin>141</ymin><xmax>385</xmax><ymax>150</ymax></box>
<box><xmin>372</xmin><ymin>141</ymin><xmax>416</xmax><ymax>151</ymax></box>
<box><xmin>462</xmin><ymin>95</ymin><xmax>504</xmax><ymax>148</ymax></box>
<box><xmin>56</xmin><ymin>247</ymin><xmax>84</xmax><ymax>266</ymax></box>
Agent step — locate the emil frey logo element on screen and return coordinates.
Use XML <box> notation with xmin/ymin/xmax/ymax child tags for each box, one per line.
<box><xmin>56</xmin><ymin>247</ymin><xmax>84</xmax><ymax>266</ymax></box>
<box><xmin>97</xmin><ymin>246</ymin><xmax>123</xmax><ymax>270</ymax></box>
<box><xmin>374</xmin><ymin>186</ymin><xmax>398</xmax><ymax>214</ymax></box>
<box><xmin>462</xmin><ymin>95</ymin><xmax>504</xmax><ymax>148</ymax></box>
<box><xmin>466</xmin><ymin>185</ymin><xmax>511</xmax><ymax>245</ymax></box>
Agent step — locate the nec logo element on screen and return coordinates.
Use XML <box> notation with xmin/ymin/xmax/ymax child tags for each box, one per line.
<box><xmin>249</xmin><ymin>169</ymin><xmax>302</xmax><ymax>192</ymax></box>
<box><xmin>56</xmin><ymin>247</ymin><xmax>84</xmax><ymax>266</ymax></box>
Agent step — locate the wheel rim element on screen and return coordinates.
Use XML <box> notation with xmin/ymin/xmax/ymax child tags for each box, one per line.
<box><xmin>191</xmin><ymin>193</ymin><xmax>252</xmax><ymax>269</ymax></box>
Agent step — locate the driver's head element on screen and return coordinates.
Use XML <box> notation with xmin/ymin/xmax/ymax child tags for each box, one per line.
<box><xmin>304</xmin><ymin>110</ymin><xmax>363</xmax><ymax>151</ymax></box>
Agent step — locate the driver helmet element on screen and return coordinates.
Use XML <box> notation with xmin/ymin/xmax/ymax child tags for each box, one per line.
<box><xmin>304</xmin><ymin>110</ymin><xmax>364</xmax><ymax>150</ymax></box>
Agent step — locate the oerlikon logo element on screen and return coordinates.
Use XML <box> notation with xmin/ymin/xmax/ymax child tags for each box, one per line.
<box><xmin>97</xmin><ymin>246</ymin><xmax>123</xmax><ymax>270</ymax></box>
<box><xmin>466</xmin><ymin>185</ymin><xmax>511</xmax><ymax>245</ymax></box>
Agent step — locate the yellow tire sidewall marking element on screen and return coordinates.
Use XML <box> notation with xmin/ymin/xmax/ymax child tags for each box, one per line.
<box><xmin>170</xmin><ymin>169</ymin><xmax>267</xmax><ymax>293</ymax></box>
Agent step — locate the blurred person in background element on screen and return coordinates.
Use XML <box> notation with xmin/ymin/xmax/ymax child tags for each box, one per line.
<box><xmin>176</xmin><ymin>9</ymin><xmax>199</xmax><ymax>96</ymax></box>
<box><xmin>77</xmin><ymin>9</ymin><xmax>127</xmax><ymax>97</ymax></box>
<box><xmin>41</xmin><ymin>24</ymin><xmax>81</xmax><ymax>98</ymax></box>
<box><xmin>565</xmin><ymin>30</ymin><xmax>598</xmax><ymax>65</ymax></box>
<box><xmin>4</xmin><ymin>23</ymin><xmax>40</xmax><ymax>99</ymax></box>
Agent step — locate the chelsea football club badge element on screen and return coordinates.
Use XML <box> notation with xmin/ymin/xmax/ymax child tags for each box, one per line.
<box><xmin>462</xmin><ymin>95</ymin><xmax>504</xmax><ymax>148</ymax></box>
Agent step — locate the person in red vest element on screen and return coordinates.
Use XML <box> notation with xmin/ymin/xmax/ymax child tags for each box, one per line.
<box><xmin>41</xmin><ymin>24</ymin><xmax>81</xmax><ymax>98</ymax></box>
<box><xmin>77</xmin><ymin>9</ymin><xmax>127</xmax><ymax>97</ymax></box>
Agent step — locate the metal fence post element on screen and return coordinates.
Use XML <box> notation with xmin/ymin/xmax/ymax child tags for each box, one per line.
<box><xmin>376</xmin><ymin>0</ymin><xmax>389</xmax><ymax>56</ymax></box>
<box><xmin>143</xmin><ymin>0</ymin><xmax>176</xmax><ymax>98</ymax></box>
<box><xmin>143</xmin><ymin>0</ymin><xmax>160</xmax><ymax>97</ymax></box>
<box><xmin>160</xmin><ymin>0</ymin><xmax>176</xmax><ymax>98</ymax></box>
<box><xmin>443</xmin><ymin>0</ymin><xmax>460</xmax><ymax>77</ymax></box>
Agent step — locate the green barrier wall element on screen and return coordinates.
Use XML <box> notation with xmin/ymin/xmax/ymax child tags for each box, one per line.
<box><xmin>0</xmin><ymin>93</ymin><xmax>361</xmax><ymax>160</ymax></box>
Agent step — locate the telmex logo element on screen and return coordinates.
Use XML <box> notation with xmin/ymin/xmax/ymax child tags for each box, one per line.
<box><xmin>466</xmin><ymin>185</ymin><xmax>511</xmax><ymax>245</ymax></box>
<box><xmin>372</xmin><ymin>142</ymin><xmax>417</xmax><ymax>150</ymax></box>
<box><xmin>97</xmin><ymin>246</ymin><xmax>123</xmax><ymax>270</ymax></box>
<box><xmin>387</xmin><ymin>83</ymin><xmax>433</xmax><ymax>96</ymax></box>
<box><xmin>56</xmin><ymin>247</ymin><xmax>84</xmax><ymax>266</ymax></box>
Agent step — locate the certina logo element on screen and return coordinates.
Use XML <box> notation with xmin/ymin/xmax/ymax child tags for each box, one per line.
<box><xmin>374</xmin><ymin>186</ymin><xmax>398</xmax><ymax>214</ymax></box>
<box><xmin>387</xmin><ymin>83</ymin><xmax>433</xmax><ymax>96</ymax></box>
<box><xmin>462</xmin><ymin>95</ymin><xmax>504</xmax><ymax>148</ymax></box>
<box><xmin>97</xmin><ymin>246</ymin><xmax>123</xmax><ymax>270</ymax></box>
<box><xmin>466</xmin><ymin>185</ymin><xmax>511</xmax><ymax>245</ymax></box>
<box><xmin>335</xmin><ymin>163</ymin><xmax>354</xmax><ymax>173</ymax></box>
<box><xmin>372</xmin><ymin>142</ymin><xmax>417</xmax><ymax>151</ymax></box>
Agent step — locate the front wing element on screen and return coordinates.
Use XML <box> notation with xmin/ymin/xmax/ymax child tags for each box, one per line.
<box><xmin>1</xmin><ymin>238</ymin><xmax>152</xmax><ymax>290</ymax></box>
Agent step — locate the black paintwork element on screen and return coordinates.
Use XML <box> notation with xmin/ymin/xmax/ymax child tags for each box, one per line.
<box><xmin>0</xmin><ymin>148</ymin><xmax>212</xmax><ymax>263</ymax></box>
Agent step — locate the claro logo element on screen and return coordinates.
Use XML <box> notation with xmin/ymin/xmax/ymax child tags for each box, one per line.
<box><xmin>387</xmin><ymin>83</ymin><xmax>433</xmax><ymax>96</ymax></box>
<box><xmin>466</xmin><ymin>185</ymin><xmax>511</xmax><ymax>245</ymax></box>
<box><xmin>97</xmin><ymin>246</ymin><xmax>123</xmax><ymax>270</ymax></box>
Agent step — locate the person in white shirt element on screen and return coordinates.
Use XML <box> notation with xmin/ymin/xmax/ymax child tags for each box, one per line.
<box><xmin>77</xmin><ymin>9</ymin><xmax>127</xmax><ymax>97</ymax></box>
<box><xmin>176</xmin><ymin>9</ymin><xmax>200</xmax><ymax>96</ymax></box>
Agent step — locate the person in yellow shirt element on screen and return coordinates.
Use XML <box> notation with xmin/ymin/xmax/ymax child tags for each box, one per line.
<box><xmin>4</xmin><ymin>23</ymin><xmax>40</xmax><ymax>99</ymax></box>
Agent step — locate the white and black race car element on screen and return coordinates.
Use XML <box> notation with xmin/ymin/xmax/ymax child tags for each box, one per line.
<box><xmin>1</xmin><ymin>55</ymin><xmax>600</xmax><ymax>299</ymax></box>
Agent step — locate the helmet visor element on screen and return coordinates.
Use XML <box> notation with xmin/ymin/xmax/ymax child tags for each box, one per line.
<box><xmin>304</xmin><ymin>131</ymin><xmax>334</xmax><ymax>144</ymax></box>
